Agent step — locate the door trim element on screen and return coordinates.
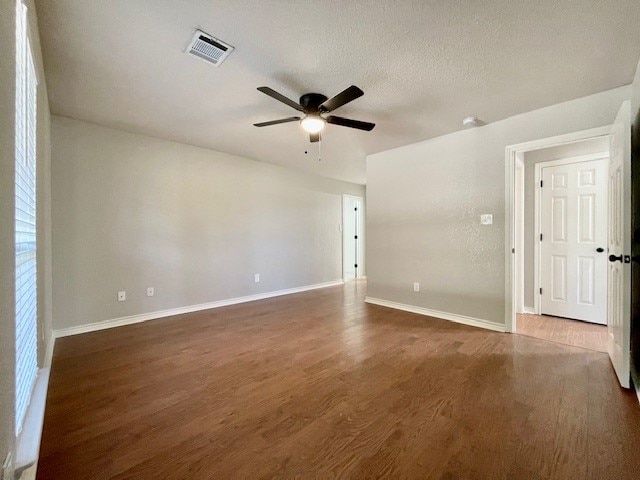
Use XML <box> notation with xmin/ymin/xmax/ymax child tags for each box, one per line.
<box><xmin>504</xmin><ymin>126</ymin><xmax>612</xmax><ymax>333</ymax></box>
<box><xmin>515</xmin><ymin>155</ymin><xmax>525</xmax><ymax>314</ymax></box>
<box><xmin>533</xmin><ymin>152</ymin><xmax>609</xmax><ymax>317</ymax></box>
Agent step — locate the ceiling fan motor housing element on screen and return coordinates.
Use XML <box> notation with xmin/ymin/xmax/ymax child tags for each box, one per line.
<box><xmin>299</xmin><ymin>93</ymin><xmax>328</xmax><ymax>112</ymax></box>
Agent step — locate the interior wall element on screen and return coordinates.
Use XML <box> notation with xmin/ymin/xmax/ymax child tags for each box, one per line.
<box><xmin>366</xmin><ymin>86</ymin><xmax>630</xmax><ymax>326</ymax></box>
<box><xmin>0</xmin><ymin>0</ymin><xmax>51</xmax><ymax>471</ymax></box>
<box><xmin>633</xmin><ymin>59</ymin><xmax>640</xmax><ymax>117</ymax></box>
<box><xmin>0</xmin><ymin>0</ymin><xmax>17</xmax><ymax>468</ymax></box>
<box><xmin>521</xmin><ymin>137</ymin><xmax>610</xmax><ymax>310</ymax></box>
<box><xmin>51</xmin><ymin>116</ymin><xmax>364</xmax><ymax>331</ymax></box>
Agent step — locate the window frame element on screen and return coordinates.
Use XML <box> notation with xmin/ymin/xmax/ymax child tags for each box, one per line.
<box><xmin>14</xmin><ymin>0</ymin><xmax>39</xmax><ymax>436</ymax></box>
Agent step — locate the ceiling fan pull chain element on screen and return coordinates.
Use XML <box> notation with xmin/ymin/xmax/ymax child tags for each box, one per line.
<box><xmin>318</xmin><ymin>135</ymin><xmax>322</xmax><ymax>162</ymax></box>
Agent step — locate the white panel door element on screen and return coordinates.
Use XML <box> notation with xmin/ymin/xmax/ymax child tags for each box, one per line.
<box><xmin>540</xmin><ymin>158</ymin><xmax>608</xmax><ymax>324</ymax></box>
<box><xmin>607</xmin><ymin>101</ymin><xmax>631</xmax><ymax>389</ymax></box>
<box><xmin>342</xmin><ymin>196</ymin><xmax>362</xmax><ymax>281</ymax></box>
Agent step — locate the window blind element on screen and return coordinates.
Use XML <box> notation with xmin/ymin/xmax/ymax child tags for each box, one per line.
<box><xmin>15</xmin><ymin>0</ymin><xmax>38</xmax><ymax>435</ymax></box>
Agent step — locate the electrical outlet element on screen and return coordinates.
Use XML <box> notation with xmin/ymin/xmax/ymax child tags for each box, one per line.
<box><xmin>254</xmin><ymin>273</ymin><xmax>260</xmax><ymax>283</ymax></box>
<box><xmin>480</xmin><ymin>214</ymin><xmax>493</xmax><ymax>225</ymax></box>
<box><xmin>413</xmin><ymin>282</ymin><xmax>420</xmax><ymax>292</ymax></box>
<box><xmin>147</xmin><ymin>287</ymin><xmax>154</xmax><ymax>297</ymax></box>
<box><xmin>118</xmin><ymin>291</ymin><xmax>126</xmax><ymax>302</ymax></box>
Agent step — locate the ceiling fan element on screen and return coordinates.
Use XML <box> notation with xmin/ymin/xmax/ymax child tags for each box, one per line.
<box><xmin>253</xmin><ymin>85</ymin><xmax>375</xmax><ymax>142</ymax></box>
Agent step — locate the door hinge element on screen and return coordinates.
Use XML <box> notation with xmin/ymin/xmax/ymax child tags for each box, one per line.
<box><xmin>512</xmin><ymin>247</ymin><xmax>515</xmax><ymax>254</ymax></box>
<box><xmin>539</xmin><ymin>287</ymin><xmax>543</xmax><ymax>294</ymax></box>
<box><xmin>354</xmin><ymin>264</ymin><xmax>358</xmax><ymax>268</ymax></box>
<box><xmin>540</xmin><ymin>180</ymin><xmax>543</xmax><ymax>188</ymax></box>
<box><xmin>354</xmin><ymin>235</ymin><xmax>358</xmax><ymax>239</ymax></box>
<box><xmin>540</xmin><ymin>233</ymin><xmax>543</xmax><ymax>241</ymax></box>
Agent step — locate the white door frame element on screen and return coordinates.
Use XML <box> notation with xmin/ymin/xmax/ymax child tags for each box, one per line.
<box><xmin>504</xmin><ymin>126</ymin><xmax>612</xmax><ymax>333</ymax></box>
<box><xmin>533</xmin><ymin>153</ymin><xmax>609</xmax><ymax>317</ymax></box>
<box><xmin>514</xmin><ymin>154</ymin><xmax>525</xmax><ymax>314</ymax></box>
<box><xmin>342</xmin><ymin>194</ymin><xmax>364</xmax><ymax>281</ymax></box>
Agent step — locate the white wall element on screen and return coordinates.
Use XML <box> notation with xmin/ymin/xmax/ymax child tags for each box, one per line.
<box><xmin>0</xmin><ymin>0</ymin><xmax>51</xmax><ymax>472</ymax></box>
<box><xmin>0</xmin><ymin>0</ymin><xmax>17</xmax><ymax>468</ymax></box>
<box><xmin>521</xmin><ymin>137</ymin><xmax>609</xmax><ymax>310</ymax></box>
<box><xmin>51</xmin><ymin>116</ymin><xmax>365</xmax><ymax>330</ymax></box>
<box><xmin>366</xmin><ymin>86</ymin><xmax>630</xmax><ymax>326</ymax></box>
<box><xmin>633</xmin><ymin>59</ymin><xmax>640</xmax><ymax>117</ymax></box>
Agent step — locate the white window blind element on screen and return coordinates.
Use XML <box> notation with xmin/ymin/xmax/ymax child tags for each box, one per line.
<box><xmin>15</xmin><ymin>0</ymin><xmax>38</xmax><ymax>435</ymax></box>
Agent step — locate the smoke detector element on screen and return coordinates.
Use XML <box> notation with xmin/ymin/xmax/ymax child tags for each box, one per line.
<box><xmin>186</xmin><ymin>30</ymin><xmax>234</xmax><ymax>67</ymax></box>
<box><xmin>462</xmin><ymin>116</ymin><xmax>481</xmax><ymax>127</ymax></box>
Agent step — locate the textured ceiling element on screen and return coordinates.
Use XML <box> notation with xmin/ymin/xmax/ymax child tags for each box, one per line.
<box><xmin>36</xmin><ymin>0</ymin><xmax>640</xmax><ymax>184</ymax></box>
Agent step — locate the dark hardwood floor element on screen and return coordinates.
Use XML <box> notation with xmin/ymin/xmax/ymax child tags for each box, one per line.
<box><xmin>38</xmin><ymin>281</ymin><xmax>640</xmax><ymax>479</ymax></box>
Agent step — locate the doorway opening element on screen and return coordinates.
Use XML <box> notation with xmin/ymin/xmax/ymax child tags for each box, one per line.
<box><xmin>342</xmin><ymin>194</ymin><xmax>365</xmax><ymax>281</ymax></box>
<box><xmin>507</xmin><ymin>128</ymin><xmax>611</xmax><ymax>353</ymax></box>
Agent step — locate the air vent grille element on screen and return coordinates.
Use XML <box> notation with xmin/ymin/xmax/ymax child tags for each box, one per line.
<box><xmin>186</xmin><ymin>30</ymin><xmax>233</xmax><ymax>67</ymax></box>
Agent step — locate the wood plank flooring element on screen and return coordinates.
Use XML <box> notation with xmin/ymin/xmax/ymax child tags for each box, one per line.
<box><xmin>517</xmin><ymin>313</ymin><xmax>608</xmax><ymax>353</ymax></box>
<box><xmin>37</xmin><ymin>281</ymin><xmax>640</xmax><ymax>479</ymax></box>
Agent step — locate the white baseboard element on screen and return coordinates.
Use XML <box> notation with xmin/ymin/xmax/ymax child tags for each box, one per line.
<box><xmin>521</xmin><ymin>307</ymin><xmax>536</xmax><ymax>315</ymax></box>
<box><xmin>364</xmin><ymin>297</ymin><xmax>506</xmax><ymax>333</ymax></box>
<box><xmin>632</xmin><ymin>361</ymin><xmax>640</xmax><ymax>406</ymax></box>
<box><xmin>54</xmin><ymin>279</ymin><xmax>344</xmax><ymax>338</ymax></box>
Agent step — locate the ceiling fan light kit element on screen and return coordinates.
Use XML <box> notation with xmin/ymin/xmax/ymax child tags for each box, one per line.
<box><xmin>300</xmin><ymin>115</ymin><xmax>326</xmax><ymax>133</ymax></box>
<box><xmin>254</xmin><ymin>85</ymin><xmax>375</xmax><ymax>143</ymax></box>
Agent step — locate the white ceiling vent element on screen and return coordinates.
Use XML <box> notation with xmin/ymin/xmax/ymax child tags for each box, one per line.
<box><xmin>186</xmin><ymin>30</ymin><xmax>233</xmax><ymax>67</ymax></box>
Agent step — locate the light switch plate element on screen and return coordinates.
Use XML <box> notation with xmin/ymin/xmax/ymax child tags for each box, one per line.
<box><xmin>146</xmin><ymin>287</ymin><xmax>154</xmax><ymax>297</ymax></box>
<box><xmin>480</xmin><ymin>214</ymin><xmax>493</xmax><ymax>225</ymax></box>
<box><xmin>118</xmin><ymin>291</ymin><xmax>126</xmax><ymax>302</ymax></box>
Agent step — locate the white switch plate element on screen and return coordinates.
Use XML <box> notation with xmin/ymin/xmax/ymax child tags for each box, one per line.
<box><xmin>254</xmin><ymin>273</ymin><xmax>260</xmax><ymax>283</ymax></box>
<box><xmin>480</xmin><ymin>214</ymin><xmax>493</xmax><ymax>225</ymax></box>
<box><xmin>413</xmin><ymin>282</ymin><xmax>420</xmax><ymax>292</ymax></box>
<box><xmin>118</xmin><ymin>291</ymin><xmax>126</xmax><ymax>302</ymax></box>
<box><xmin>147</xmin><ymin>287</ymin><xmax>154</xmax><ymax>297</ymax></box>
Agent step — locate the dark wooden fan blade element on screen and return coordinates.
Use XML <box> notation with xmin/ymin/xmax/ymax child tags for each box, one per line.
<box><xmin>326</xmin><ymin>115</ymin><xmax>375</xmax><ymax>131</ymax></box>
<box><xmin>253</xmin><ymin>117</ymin><xmax>301</xmax><ymax>127</ymax></box>
<box><xmin>319</xmin><ymin>85</ymin><xmax>364</xmax><ymax>112</ymax></box>
<box><xmin>257</xmin><ymin>87</ymin><xmax>304</xmax><ymax>112</ymax></box>
<box><xmin>310</xmin><ymin>133</ymin><xmax>320</xmax><ymax>143</ymax></box>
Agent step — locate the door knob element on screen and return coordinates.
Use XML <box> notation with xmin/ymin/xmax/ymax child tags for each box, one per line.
<box><xmin>609</xmin><ymin>254</ymin><xmax>623</xmax><ymax>262</ymax></box>
<box><xmin>596</xmin><ymin>247</ymin><xmax>605</xmax><ymax>253</ymax></box>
